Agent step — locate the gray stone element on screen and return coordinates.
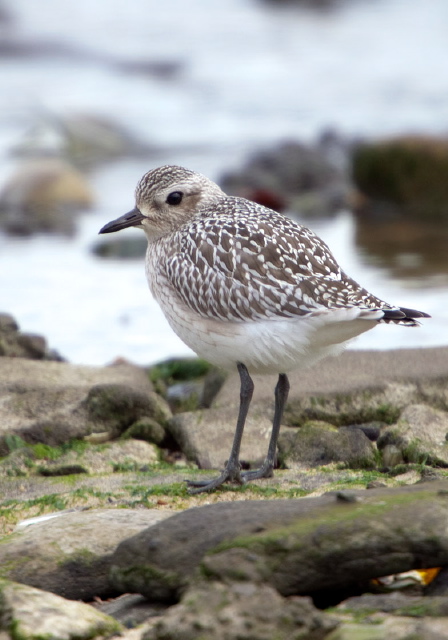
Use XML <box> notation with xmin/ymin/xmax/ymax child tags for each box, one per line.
<box><xmin>0</xmin><ymin>313</ymin><xmax>56</xmax><ymax>360</ymax></box>
<box><xmin>143</xmin><ymin>581</ymin><xmax>338</xmax><ymax>640</ymax></box>
<box><xmin>94</xmin><ymin>594</ymin><xmax>166</xmax><ymax>628</ymax></box>
<box><xmin>214</xmin><ymin>348</ymin><xmax>448</xmax><ymax>416</ymax></box>
<box><xmin>123</xmin><ymin>418</ymin><xmax>166</xmax><ymax>446</ymax></box>
<box><xmin>0</xmin><ymin>158</ymin><xmax>94</xmax><ymax>236</ymax></box>
<box><xmin>0</xmin><ymin>508</ymin><xmax>173</xmax><ymax>600</ymax></box>
<box><xmin>168</xmin><ymin>406</ymin><xmax>274</xmax><ymax>469</ymax></box>
<box><xmin>278</xmin><ymin>422</ymin><xmax>377</xmax><ymax>469</ymax></box>
<box><xmin>327</xmin><ymin>617</ymin><xmax>448</xmax><ymax>640</ymax></box>
<box><xmin>220</xmin><ymin>137</ymin><xmax>351</xmax><ymax>218</ymax></box>
<box><xmin>337</xmin><ymin>592</ymin><xmax>448</xmax><ymax>617</ymax></box>
<box><xmin>0</xmin><ymin>579</ymin><xmax>122</xmax><ymax>639</ymax></box>
<box><xmin>85</xmin><ymin>383</ymin><xmax>171</xmax><ymax>438</ymax></box>
<box><xmin>0</xmin><ymin>358</ymin><xmax>170</xmax><ymax>454</ymax></box>
<box><xmin>379</xmin><ymin>404</ymin><xmax>448</xmax><ymax>467</ymax></box>
<box><xmin>381</xmin><ymin>444</ymin><xmax>405</xmax><ymax>467</ymax></box>
<box><xmin>0</xmin><ymin>314</ymin><xmax>18</xmax><ymax>332</ymax></box>
<box><xmin>200</xmin><ymin>367</ymin><xmax>228</xmax><ymax>408</ymax></box>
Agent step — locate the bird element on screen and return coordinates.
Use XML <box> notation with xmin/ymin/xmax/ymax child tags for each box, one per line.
<box><xmin>99</xmin><ymin>165</ymin><xmax>430</xmax><ymax>494</ymax></box>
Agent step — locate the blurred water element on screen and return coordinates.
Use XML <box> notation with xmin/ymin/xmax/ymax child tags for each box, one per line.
<box><xmin>0</xmin><ymin>0</ymin><xmax>447</xmax><ymax>364</ymax></box>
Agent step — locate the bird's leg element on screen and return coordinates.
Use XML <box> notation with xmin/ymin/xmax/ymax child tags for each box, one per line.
<box><xmin>242</xmin><ymin>373</ymin><xmax>290</xmax><ymax>481</ymax></box>
<box><xmin>187</xmin><ymin>362</ymin><xmax>254</xmax><ymax>494</ymax></box>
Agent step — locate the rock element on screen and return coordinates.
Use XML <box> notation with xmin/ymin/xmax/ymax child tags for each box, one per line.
<box><xmin>213</xmin><ymin>348</ymin><xmax>448</xmax><ymax>474</ymax></box>
<box><xmin>0</xmin><ymin>313</ymin><xmax>61</xmax><ymax>360</ymax></box>
<box><xmin>143</xmin><ymin>581</ymin><xmax>339</xmax><ymax>640</ymax></box>
<box><xmin>337</xmin><ymin>591</ymin><xmax>448</xmax><ymax>617</ymax></box>
<box><xmin>30</xmin><ymin>439</ymin><xmax>159</xmax><ymax>476</ymax></box>
<box><xmin>94</xmin><ymin>593</ymin><xmax>166</xmax><ymax>628</ymax></box>
<box><xmin>168</xmin><ymin>406</ymin><xmax>274</xmax><ymax>469</ymax></box>
<box><xmin>213</xmin><ymin>348</ymin><xmax>448</xmax><ymax>414</ymax></box>
<box><xmin>123</xmin><ymin>418</ymin><xmax>166</xmax><ymax>446</ymax></box>
<box><xmin>327</xmin><ymin>617</ymin><xmax>448</xmax><ymax>640</ymax></box>
<box><xmin>200</xmin><ymin>367</ymin><xmax>228</xmax><ymax>408</ymax></box>
<box><xmin>278</xmin><ymin>422</ymin><xmax>377</xmax><ymax>469</ymax></box>
<box><xmin>381</xmin><ymin>444</ymin><xmax>405</xmax><ymax>468</ymax></box>
<box><xmin>166</xmin><ymin>380</ymin><xmax>203</xmax><ymax>411</ymax></box>
<box><xmin>352</xmin><ymin>135</ymin><xmax>448</xmax><ymax>222</ymax></box>
<box><xmin>14</xmin><ymin>113</ymin><xmax>153</xmax><ymax>170</ymax></box>
<box><xmin>220</xmin><ymin>135</ymin><xmax>351</xmax><ymax>218</ymax></box>
<box><xmin>333</xmin><ymin>592</ymin><xmax>448</xmax><ymax>639</ymax></box>
<box><xmin>0</xmin><ymin>358</ymin><xmax>169</xmax><ymax>455</ymax></box>
<box><xmin>378</xmin><ymin>405</ymin><xmax>448</xmax><ymax>467</ymax></box>
<box><xmin>0</xmin><ymin>159</ymin><xmax>94</xmax><ymax>236</ymax></box>
<box><xmin>0</xmin><ymin>579</ymin><xmax>122</xmax><ymax>639</ymax></box>
<box><xmin>85</xmin><ymin>383</ymin><xmax>171</xmax><ymax>438</ymax></box>
<box><xmin>110</xmin><ymin>482</ymin><xmax>448</xmax><ymax>602</ymax></box>
<box><xmin>147</xmin><ymin>357</ymin><xmax>216</xmax><ymax>411</ymax></box>
<box><xmin>351</xmin><ymin>422</ymin><xmax>382</xmax><ymax>442</ymax></box>
<box><xmin>202</xmin><ymin>483</ymin><xmax>448</xmax><ymax>598</ymax></box>
<box><xmin>0</xmin><ymin>508</ymin><xmax>173</xmax><ymax>600</ymax></box>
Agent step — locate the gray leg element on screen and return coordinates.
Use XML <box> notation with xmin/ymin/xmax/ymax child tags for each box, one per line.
<box><xmin>242</xmin><ymin>373</ymin><xmax>290</xmax><ymax>481</ymax></box>
<box><xmin>187</xmin><ymin>362</ymin><xmax>254</xmax><ymax>494</ymax></box>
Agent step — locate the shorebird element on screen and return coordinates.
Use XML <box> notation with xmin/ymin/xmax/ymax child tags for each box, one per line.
<box><xmin>99</xmin><ymin>165</ymin><xmax>429</xmax><ymax>493</ymax></box>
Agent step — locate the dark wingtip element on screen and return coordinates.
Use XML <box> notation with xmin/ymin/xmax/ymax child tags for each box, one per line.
<box><xmin>382</xmin><ymin>306</ymin><xmax>431</xmax><ymax>326</ymax></box>
<box><xmin>382</xmin><ymin>309</ymin><xmax>406</xmax><ymax>320</ymax></box>
<box><xmin>398</xmin><ymin>307</ymin><xmax>431</xmax><ymax>319</ymax></box>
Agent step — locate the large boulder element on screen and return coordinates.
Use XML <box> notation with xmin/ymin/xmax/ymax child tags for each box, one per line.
<box><xmin>0</xmin><ymin>358</ymin><xmax>171</xmax><ymax>455</ymax></box>
<box><xmin>110</xmin><ymin>482</ymin><xmax>448</xmax><ymax>602</ymax></box>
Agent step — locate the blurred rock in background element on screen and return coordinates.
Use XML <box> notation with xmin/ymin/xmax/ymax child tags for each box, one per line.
<box><xmin>352</xmin><ymin>136</ymin><xmax>448</xmax><ymax>223</ymax></box>
<box><xmin>0</xmin><ymin>158</ymin><xmax>94</xmax><ymax>236</ymax></box>
<box><xmin>220</xmin><ymin>131</ymin><xmax>353</xmax><ymax>219</ymax></box>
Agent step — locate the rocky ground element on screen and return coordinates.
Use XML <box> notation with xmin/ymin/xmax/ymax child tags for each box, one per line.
<box><xmin>2</xmin><ymin>312</ymin><xmax>448</xmax><ymax>639</ymax></box>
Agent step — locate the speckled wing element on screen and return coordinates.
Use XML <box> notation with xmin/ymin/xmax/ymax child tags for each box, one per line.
<box><xmin>162</xmin><ymin>197</ymin><xmax>390</xmax><ymax>323</ymax></box>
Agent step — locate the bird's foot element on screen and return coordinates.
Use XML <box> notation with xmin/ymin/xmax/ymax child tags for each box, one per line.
<box><xmin>241</xmin><ymin>461</ymin><xmax>274</xmax><ymax>482</ymax></box>
<box><xmin>187</xmin><ymin>462</ymin><xmax>244</xmax><ymax>495</ymax></box>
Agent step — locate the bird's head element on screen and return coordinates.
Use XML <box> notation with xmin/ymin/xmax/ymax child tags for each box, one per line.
<box><xmin>99</xmin><ymin>165</ymin><xmax>224</xmax><ymax>240</ymax></box>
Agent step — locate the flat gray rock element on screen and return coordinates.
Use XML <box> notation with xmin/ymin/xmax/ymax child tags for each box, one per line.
<box><xmin>0</xmin><ymin>508</ymin><xmax>173</xmax><ymax>600</ymax></box>
<box><xmin>214</xmin><ymin>347</ymin><xmax>448</xmax><ymax>410</ymax></box>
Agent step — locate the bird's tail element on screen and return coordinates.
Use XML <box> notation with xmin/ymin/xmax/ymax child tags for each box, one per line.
<box><xmin>381</xmin><ymin>307</ymin><xmax>431</xmax><ymax>326</ymax></box>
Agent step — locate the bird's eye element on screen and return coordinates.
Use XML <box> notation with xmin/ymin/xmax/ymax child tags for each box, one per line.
<box><xmin>166</xmin><ymin>191</ymin><xmax>183</xmax><ymax>206</ymax></box>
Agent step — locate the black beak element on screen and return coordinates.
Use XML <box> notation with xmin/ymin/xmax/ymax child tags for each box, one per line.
<box><xmin>99</xmin><ymin>208</ymin><xmax>145</xmax><ymax>234</ymax></box>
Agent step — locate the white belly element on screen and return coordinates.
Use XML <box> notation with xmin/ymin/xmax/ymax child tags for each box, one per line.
<box><xmin>150</xmin><ymin>271</ymin><xmax>378</xmax><ymax>374</ymax></box>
